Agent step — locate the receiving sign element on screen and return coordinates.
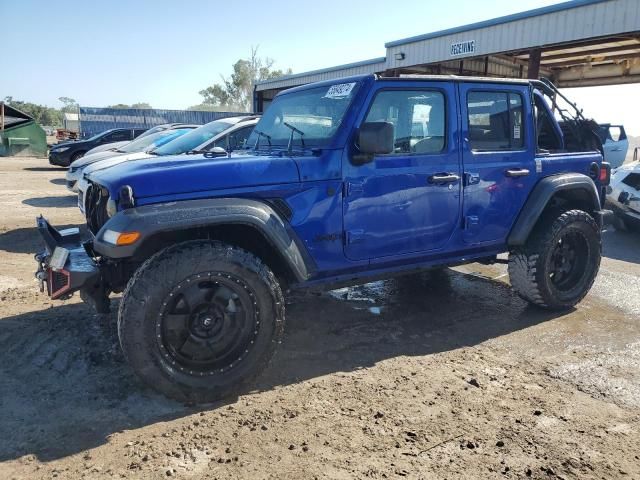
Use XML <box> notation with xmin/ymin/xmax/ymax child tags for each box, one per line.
<box><xmin>450</xmin><ymin>40</ymin><xmax>476</xmax><ymax>57</ymax></box>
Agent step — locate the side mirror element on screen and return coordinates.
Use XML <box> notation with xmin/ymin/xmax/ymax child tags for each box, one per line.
<box><xmin>358</xmin><ymin>122</ymin><xmax>394</xmax><ymax>155</ymax></box>
<box><xmin>203</xmin><ymin>146</ymin><xmax>228</xmax><ymax>158</ymax></box>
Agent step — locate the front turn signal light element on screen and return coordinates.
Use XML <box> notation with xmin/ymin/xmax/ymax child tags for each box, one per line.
<box><xmin>116</xmin><ymin>231</ymin><xmax>141</xmax><ymax>246</ymax></box>
<box><xmin>103</xmin><ymin>229</ymin><xmax>141</xmax><ymax>246</ymax></box>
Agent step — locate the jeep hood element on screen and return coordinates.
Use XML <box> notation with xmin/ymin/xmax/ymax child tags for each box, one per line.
<box><xmin>88</xmin><ymin>152</ymin><xmax>301</xmax><ymax>201</ymax></box>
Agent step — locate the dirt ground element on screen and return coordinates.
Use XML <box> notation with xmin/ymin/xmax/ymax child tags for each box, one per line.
<box><xmin>1</xmin><ymin>156</ymin><xmax>639</xmax><ymax>480</ymax></box>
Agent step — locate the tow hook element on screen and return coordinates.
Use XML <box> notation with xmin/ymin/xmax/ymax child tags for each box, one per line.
<box><xmin>36</xmin><ymin>270</ymin><xmax>47</xmax><ymax>293</ymax></box>
<box><xmin>34</xmin><ymin>252</ymin><xmax>47</xmax><ymax>293</ymax></box>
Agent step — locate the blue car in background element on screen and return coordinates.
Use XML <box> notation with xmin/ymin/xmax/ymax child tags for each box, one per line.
<box><xmin>66</xmin><ymin>126</ymin><xmax>196</xmax><ymax>191</ymax></box>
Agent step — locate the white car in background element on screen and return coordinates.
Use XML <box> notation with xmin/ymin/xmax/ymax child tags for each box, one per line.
<box><xmin>607</xmin><ymin>155</ymin><xmax>640</xmax><ymax>232</ymax></box>
<box><xmin>76</xmin><ymin>116</ymin><xmax>260</xmax><ymax>213</ymax></box>
<box><xmin>599</xmin><ymin>124</ymin><xmax>629</xmax><ymax>169</ymax></box>
<box><xmin>66</xmin><ymin>126</ymin><xmax>197</xmax><ymax>191</ymax></box>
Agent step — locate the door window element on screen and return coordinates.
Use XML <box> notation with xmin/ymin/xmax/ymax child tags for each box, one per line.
<box><xmin>364</xmin><ymin>90</ymin><xmax>445</xmax><ymax>155</ymax></box>
<box><xmin>467</xmin><ymin>91</ymin><xmax>524</xmax><ymax>151</ymax></box>
<box><xmin>104</xmin><ymin>130</ymin><xmax>130</xmax><ymax>142</ymax></box>
<box><xmin>213</xmin><ymin>126</ymin><xmax>254</xmax><ymax>151</ymax></box>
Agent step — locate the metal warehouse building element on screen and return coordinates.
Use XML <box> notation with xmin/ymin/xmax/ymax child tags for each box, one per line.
<box><xmin>254</xmin><ymin>0</ymin><xmax>640</xmax><ymax>111</ymax></box>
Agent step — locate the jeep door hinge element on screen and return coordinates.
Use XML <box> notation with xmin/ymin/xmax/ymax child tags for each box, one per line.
<box><xmin>464</xmin><ymin>172</ymin><xmax>480</xmax><ymax>187</ymax></box>
<box><xmin>344</xmin><ymin>181</ymin><xmax>364</xmax><ymax>197</ymax></box>
<box><xmin>345</xmin><ymin>229</ymin><xmax>366</xmax><ymax>244</ymax></box>
<box><xmin>464</xmin><ymin>215</ymin><xmax>479</xmax><ymax>230</ymax></box>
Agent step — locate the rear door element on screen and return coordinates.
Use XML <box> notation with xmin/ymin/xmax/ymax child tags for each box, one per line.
<box><xmin>602</xmin><ymin>124</ymin><xmax>628</xmax><ymax>168</ymax></box>
<box><xmin>459</xmin><ymin>83</ymin><xmax>536</xmax><ymax>245</ymax></box>
<box><xmin>343</xmin><ymin>81</ymin><xmax>461</xmax><ymax>260</ymax></box>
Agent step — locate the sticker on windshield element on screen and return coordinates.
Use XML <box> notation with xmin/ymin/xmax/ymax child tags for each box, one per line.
<box><xmin>324</xmin><ymin>82</ymin><xmax>356</xmax><ymax>99</ymax></box>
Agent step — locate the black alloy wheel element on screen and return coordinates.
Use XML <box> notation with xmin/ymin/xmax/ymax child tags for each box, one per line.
<box><xmin>157</xmin><ymin>273</ymin><xmax>259</xmax><ymax>376</ymax></box>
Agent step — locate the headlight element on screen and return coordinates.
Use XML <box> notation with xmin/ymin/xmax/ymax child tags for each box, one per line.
<box><xmin>106</xmin><ymin>198</ymin><xmax>117</xmax><ymax>217</ymax></box>
<box><xmin>53</xmin><ymin>146</ymin><xmax>70</xmax><ymax>153</ymax></box>
<box><xmin>119</xmin><ymin>185</ymin><xmax>135</xmax><ymax>209</ymax></box>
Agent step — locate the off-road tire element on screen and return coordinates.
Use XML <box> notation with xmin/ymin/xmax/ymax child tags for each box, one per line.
<box><xmin>118</xmin><ymin>240</ymin><xmax>285</xmax><ymax>403</ymax></box>
<box><xmin>508</xmin><ymin>209</ymin><xmax>601</xmax><ymax>310</ymax></box>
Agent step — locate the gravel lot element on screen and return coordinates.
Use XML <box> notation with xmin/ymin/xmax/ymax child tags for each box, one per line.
<box><xmin>1</xmin><ymin>156</ymin><xmax>639</xmax><ymax>479</ymax></box>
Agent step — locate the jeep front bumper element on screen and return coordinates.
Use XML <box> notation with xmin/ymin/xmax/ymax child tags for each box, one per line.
<box><xmin>34</xmin><ymin>216</ymin><xmax>100</xmax><ymax>300</ymax></box>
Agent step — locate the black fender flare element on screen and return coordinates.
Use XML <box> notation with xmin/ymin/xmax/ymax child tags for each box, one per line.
<box><xmin>507</xmin><ymin>173</ymin><xmax>601</xmax><ymax>246</ymax></box>
<box><xmin>92</xmin><ymin>198</ymin><xmax>313</xmax><ymax>282</ymax></box>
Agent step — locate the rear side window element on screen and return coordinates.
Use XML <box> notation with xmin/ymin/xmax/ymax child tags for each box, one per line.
<box><xmin>364</xmin><ymin>89</ymin><xmax>446</xmax><ymax>155</ymax></box>
<box><xmin>104</xmin><ymin>130</ymin><xmax>130</xmax><ymax>142</ymax></box>
<box><xmin>467</xmin><ymin>91</ymin><xmax>524</xmax><ymax>151</ymax></box>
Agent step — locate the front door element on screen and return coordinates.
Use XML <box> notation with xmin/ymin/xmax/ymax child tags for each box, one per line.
<box><xmin>459</xmin><ymin>83</ymin><xmax>536</xmax><ymax>245</ymax></box>
<box><xmin>343</xmin><ymin>83</ymin><xmax>461</xmax><ymax>261</ymax></box>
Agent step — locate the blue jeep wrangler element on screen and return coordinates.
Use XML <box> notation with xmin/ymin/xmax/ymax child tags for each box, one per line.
<box><xmin>35</xmin><ymin>74</ymin><xmax>611</xmax><ymax>402</ymax></box>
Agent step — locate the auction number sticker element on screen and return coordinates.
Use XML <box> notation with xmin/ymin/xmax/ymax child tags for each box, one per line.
<box><xmin>325</xmin><ymin>82</ymin><xmax>356</xmax><ymax>98</ymax></box>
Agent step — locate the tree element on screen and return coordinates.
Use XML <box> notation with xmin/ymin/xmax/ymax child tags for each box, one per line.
<box><xmin>107</xmin><ymin>102</ymin><xmax>153</xmax><ymax>109</ymax></box>
<box><xmin>58</xmin><ymin>96</ymin><xmax>79</xmax><ymax>114</ymax></box>
<box><xmin>3</xmin><ymin>97</ymin><xmax>62</xmax><ymax>126</ymax></box>
<box><xmin>197</xmin><ymin>47</ymin><xmax>291</xmax><ymax>112</ymax></box>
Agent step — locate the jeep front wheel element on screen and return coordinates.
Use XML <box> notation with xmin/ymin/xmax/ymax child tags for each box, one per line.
<box><xmin>508</xmin><ymin>209</ymin><xmax>601</xmax><ymax>310</ymax></box>
<box><xmin>118</xmin><ymin>241</ymin><xmax>285</xmax><ymax>403</ymax></box>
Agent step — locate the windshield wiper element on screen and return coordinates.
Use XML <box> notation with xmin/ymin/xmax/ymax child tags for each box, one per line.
<box><xmin>253</xmin><ymin>129</ymin><xmax>272</xmax><ymax>150</ymax></box>
<box><xmin>284</xmin><ymin>122</ymin><xmax>305</xmax><ymax>154</ymax></box>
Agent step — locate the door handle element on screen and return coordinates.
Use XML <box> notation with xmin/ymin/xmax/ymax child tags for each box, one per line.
<box><xmin>505</xmin><ymin>168</ymin><xmax>530</xmax><ymax>178</ymax></box>
<box><xmin>428</xmin><ymin>173</ymin><xmax>460</xmax><ymax>184</ymax></box>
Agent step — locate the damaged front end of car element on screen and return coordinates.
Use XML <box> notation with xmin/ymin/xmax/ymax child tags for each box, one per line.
<box><xmin>607</xmin><ymin>162</ymin><xmax>640</xmax><ymax>231</ymax></box>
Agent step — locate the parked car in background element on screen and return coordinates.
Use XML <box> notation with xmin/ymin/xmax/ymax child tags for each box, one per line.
<box><xmin>599</xmin><ymin>124</ymin><xmax>629</xmax><ymax>169</ymax></box>
<box><xmin>48</xmin><ymin>128</ymin><xmax>147</xmax><ymax>167</ymax></box>
<box><xmin>607</xmin><ymin>158</ymin><xmax>640</xmax><ymax>231</ymax></box>
<box><xmin>66</xmin><ymin>126</ymin><xmax>198</xmax><ymax>191</ymax></box>
<box><xmin>75</xmin><ymin>116</ymin><xmax>259</xmax><ymax>208</ymax></box>
<box><xmin>84</xmin><ymin>123</ymin><xmax>199</xmax><ymax>156</ymax></box>
<box><xmin>150</xmin><ymin>115</ymin><xmax>260</xmax><ymax>156</ymax></box>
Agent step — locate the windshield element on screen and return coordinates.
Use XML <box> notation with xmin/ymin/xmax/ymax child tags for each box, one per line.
<box><xmin>135</xmin><ymin>124</ymin><xmax>168</xmax><ymax>139</ymax></box>
<box><xmin>152</xmin><ymin>120</ymin><xmax>232</xmax><ymax>155</ymax></box>
<box><xmin>117</xmin><ymin>128</ymin><xmax>192</xmax><ymax>153</ymax></box>
<box><xmin>86</xmin><ymin>129</ymin><xmax>115</xmax><ymax>141</ymax></box>
<box><xmin>247</xmin><ymin>82</ymin><xmax>360</xmax><ymax>149</ymax></box>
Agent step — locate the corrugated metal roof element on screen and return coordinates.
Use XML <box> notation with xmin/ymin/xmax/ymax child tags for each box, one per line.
<box><xmin>255</xmin><ymin>57</ymin><xmax>386</xmax><ymax>91</ymax></box>
<box><xmin>255</xmin><ymin>0</ymin><xmax>639</xmax><ymax>93</ymax></box>
<box><xmin>384</xmin><ymin>0</ymin><xmax>611</xmax><ymax>48</ymax></box>
<box><xmin>385</xmin><ymin>0</ymin><xmax>639</xmax><ymax>69</ymax></box>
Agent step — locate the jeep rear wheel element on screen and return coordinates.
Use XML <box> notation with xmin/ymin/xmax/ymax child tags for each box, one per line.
<box><xmin>508</xmin><ymin>209</ymin><xmax>601</xmax><ymax>310</ymax></box>
<box><xmin>118</xmin><ymin>241</ymin><xmax>285</xmax><ymax>403</ymax></box>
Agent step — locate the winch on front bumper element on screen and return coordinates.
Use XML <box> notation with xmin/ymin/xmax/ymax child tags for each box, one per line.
<box><xmin>34</xmin><ymin>216</ymin><xmax>107</xmax><ymax>309</ymax></box>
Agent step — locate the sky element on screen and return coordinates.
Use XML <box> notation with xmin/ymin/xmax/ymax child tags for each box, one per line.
<box><xmin>2</xmin><ymin>0</ymin><xmax>638</xmax><ymax>135</ymax></box>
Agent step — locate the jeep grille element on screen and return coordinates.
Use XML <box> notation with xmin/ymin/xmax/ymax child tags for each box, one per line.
<box><xmin>85</xmin><ymin>182</ymin><xmax>110</xmax><ymax>235</ymax></box>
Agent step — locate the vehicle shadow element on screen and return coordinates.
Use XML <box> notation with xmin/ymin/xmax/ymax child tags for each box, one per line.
<box><xmin>49</xmin><ymin>178</ymin><xmax>67</xmax><ymax>186</ymax></box>
<box><xmin>0</xmin><ymin>225</ymin><xmax>86</xmax><ymax>254</ymax></box>
<box><xmin>23</xmin><ymin>167</ymin><xmax>65</xmax><ymax>172</ymax></box>
<box><xmin>602</xmin><ymin>227</ymin><xmax>640</xmax><ymax>264</ymax></box>
<box><xmin>0</xmin><ymin>269</ymin><xmax>562</xmax><ymax>463</ymax></box>
<box><xmin>22</xmin><ymin>196</ymin><xmax>77</xmax><ymax>208</ymax></box>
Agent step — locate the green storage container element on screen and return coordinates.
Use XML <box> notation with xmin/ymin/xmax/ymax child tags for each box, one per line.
<box><xmin>0</xmin><ymin>102</ymin><xmax>47</xmax><ymax>157</ymax></box>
